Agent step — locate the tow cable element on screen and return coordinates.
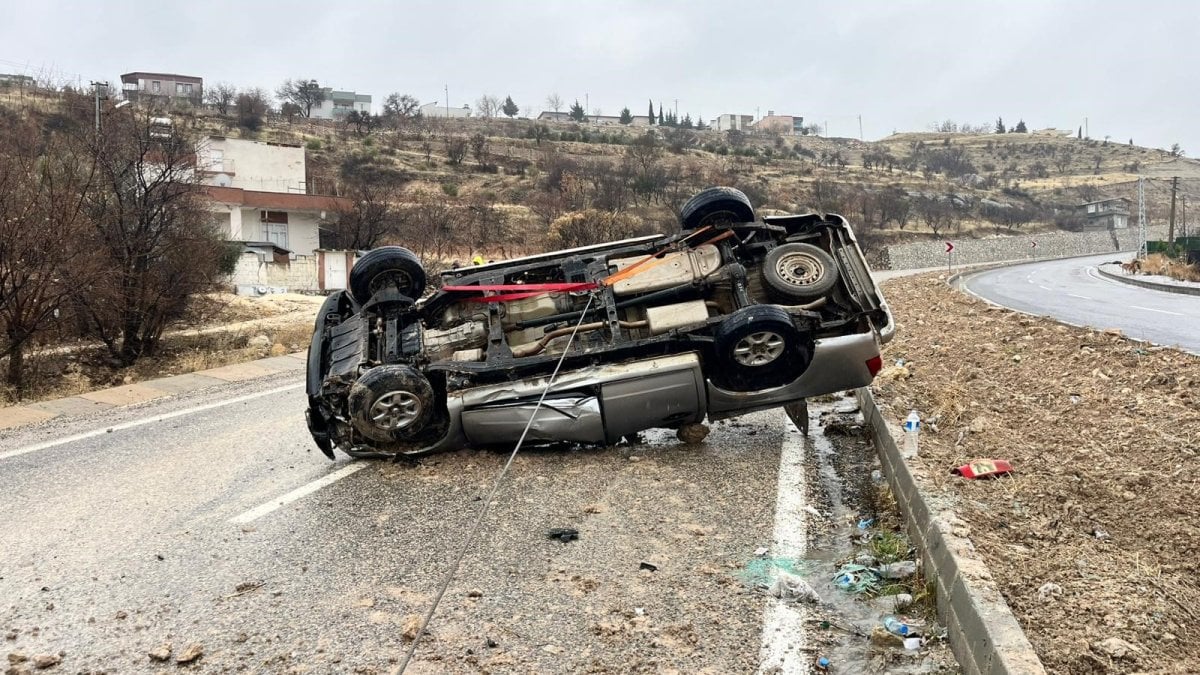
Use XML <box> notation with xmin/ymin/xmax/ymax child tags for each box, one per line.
<box><xmin>397</xmin><ymin>292</ymin><xmax>597</xmax><ymax>673</ymax></box>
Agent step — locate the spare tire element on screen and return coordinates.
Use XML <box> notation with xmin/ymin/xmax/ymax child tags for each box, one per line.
<box><xmin>762</xmin><ymin>243</ymin><xmax>839</xmax><ymax>301</ymax></box>
<box><xmin>710</xmin><ymin>305</ymin><xmax>813</xmax><ymax>391</ymax></box>
<box><xmin>348</xmin><ymin>365</ymin><xmax>436</xmax><ymax>443</ymax></box>
<box><xmin>679</xmin><ymin>187</ymin><xmax>755</xmax><ymax>231</ymax></box>
<box><xmin>349</xmin><ymin>246</ymin><xmax>426</xmax><ymax>305</ymax></box>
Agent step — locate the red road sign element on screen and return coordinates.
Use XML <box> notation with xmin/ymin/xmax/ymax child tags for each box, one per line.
<box><xmin>1030</xmin><ymin>241</ymin><xmax>1038</xmax><ymax>248</ymax></box>
<box><xmin>945</xmin><ymin>242</ymin><xmax>954</xmax><ymax>253</ymax></box>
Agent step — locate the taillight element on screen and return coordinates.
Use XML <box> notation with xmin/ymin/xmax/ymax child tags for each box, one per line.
<box><xmin>866</xmin><ymin>355</ymin><xmax>882</xmax><ymax>376</ymax></box>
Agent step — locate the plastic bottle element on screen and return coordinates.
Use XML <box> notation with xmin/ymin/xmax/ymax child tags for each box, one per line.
<box><xmin>883</xmin><ymin>615</ymin><xmax>914</xmax><ymax>637</ymax></box>
<box><xmin>903</xmin><ymin>410</ymin><xmax>921</xmax><ymax>457</ymax></box>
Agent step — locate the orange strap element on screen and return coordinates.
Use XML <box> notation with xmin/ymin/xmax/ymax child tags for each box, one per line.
<box><xmin>600</xmin><ymin>227</ymin><xmax>734</xmax><ymax>288</ymax></box>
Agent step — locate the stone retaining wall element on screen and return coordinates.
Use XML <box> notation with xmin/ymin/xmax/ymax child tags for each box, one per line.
<box><xmin>882</xmin><ymin>226</ymin><xmax>1168</xmax><ymax>270</ymax></box>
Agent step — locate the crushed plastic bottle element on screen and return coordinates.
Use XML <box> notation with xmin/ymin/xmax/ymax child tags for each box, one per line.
<box><xmin>883</xmin><ymin>615</ymin><xmax>918</xmax><ymax>637</ymax></box>
<box><xmin>903</xmin><ymin>410</ymin><xmax>921</xmax><ymax>457</ymax></box>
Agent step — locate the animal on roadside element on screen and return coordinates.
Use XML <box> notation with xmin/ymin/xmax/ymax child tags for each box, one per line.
<box><xmin>1120</xmin><ymin>259</ymin><xmax>1141</xmax><ymax>275</ymax></box>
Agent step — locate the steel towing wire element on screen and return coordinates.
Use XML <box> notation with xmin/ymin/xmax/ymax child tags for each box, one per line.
<box><xmin>397</xmin><ymin>292</ymin><xmax>597</xmax><ymax>673</ymax></box>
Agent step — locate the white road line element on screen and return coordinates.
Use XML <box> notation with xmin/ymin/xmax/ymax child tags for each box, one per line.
<box><xmin>1038</xmin><ymin>285</ymin><xmax>1052</xmax><ymax>291</ymax></box>
<box><xmin>1067</xmin><ymin>293</ymin><xmax>1092</xmax><ymax>300</ymax></box>
<box><xmin>759</xmin><ymin>416</ymin><xmax>808</xmax><ymax>673</ymax></box>
<box><xmin>230</xmin><ymin>463</ymin><xmax>366</xmax><ymax>524</ymax></box>
<box><xmin>0</xmin><ymin>383</ymin><xmax>304</xmax><ymax>462</ymax></box>
<box><xmin>1130</xmin><ymin>305</ymin><xmax>1183</xmax><ymax>316</ymax></box>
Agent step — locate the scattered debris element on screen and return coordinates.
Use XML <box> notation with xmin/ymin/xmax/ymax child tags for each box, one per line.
<box><xmin>1037</xmin><ymin>582</ymin><xmax>1064</xmax><ymax>602</ymax></box>
<box><xmin>882</xmin><ymin>615</ymin><xmax>922</xmax><ymax>638</ymax></box>
<box><xmin>802</xmin><ymin>505</ymin><xmax>823</xmax><ymax>519</ymax></box>
<box><xmin>466</xmin><ymin>589</ymin><xmax>483</xmax><ymax>598</ymax></box>
<box><xmin>400</xmin><ymin>615</ymin><xmax>423</xmax><ymax>641</ymax></box>
<box><xmin>814</xmin><ymin>655</ymin><xmax>831</xmax><ymax>671</ymax></box>
<box><xmin>903</xmin><ymin>637</ymin><xmax>923</xmax><ymax>650</ymax></box>
<box><xmin>147</xmin><ymin>644</ymin><xmax>171</xmax><ymax>662</ymax></box>
<box><xmin>175</xmin><ymin>643</ymin><xmax>203</xmax><ymax>664</ymax></box>
<box><xmin>8</xmin><ymin>652</ymin><xmax>28</xmax><ymax>664</ymax></box>
<box><xmin>832</xmin><ymin>564</ymin><xmax>880</xmax><ymax>594</ymax></box>
<box><xmin>1093</xmin><ymin>637</ymin><xmax>1143</xmax><ymax>660</ymax></box>
<box><xmin>950</xmin><ymin>459</ymin><xmax>1014</xmax><ymax>479</ymax></box>
<box><xmin>31</xmin><ymin>653</ymin><xmax>61</xmax><ymax>669</ymax></box>
<box><xmin>876</xmin><ymin>560</ymin><xmax>917</xmax><ymax>580</ymax></box>
<box><xmin>546</xmin><ymin>527</ymin><xmax>579</xmax><ymax>543</ymax></box>
<box><xmin>768</xmin><ymin>571</ymin><xmax>821</xmax><ymax>603</ymax></box>
<box><xmin>675</xmin><ymin>423</ymin><xmax>710</xmax><ymax>444</ymax></box>
<box><xmin>754</xmin><ymin>546</ymin><xmax>769</xmax><ymax>557</ymax></box>
<box><xmin>638</xmin><ymin>562</ymin><xmax>658</xmax><ymax>572</ymax></box>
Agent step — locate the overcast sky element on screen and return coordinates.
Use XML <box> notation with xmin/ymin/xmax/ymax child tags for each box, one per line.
<box><xmin>3</xmin><ymin>1</ymin><xmax>1197</xmax><ymax>152</ymax></box>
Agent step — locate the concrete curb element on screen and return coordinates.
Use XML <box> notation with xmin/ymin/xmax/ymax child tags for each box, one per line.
<box><xmin>0</xmin><ymin>352</ymin><xmax>306</xmax><ymax>432</ymax></box>
<box><xmin>1095</xmin><ymin>264</ymin><xmax>1200</xmax><ymax>296</ymax></box>
<box><xmin>855</xmin><ymin>387</ymin><xmax>1046</xmax><ymax>675</ymax></box>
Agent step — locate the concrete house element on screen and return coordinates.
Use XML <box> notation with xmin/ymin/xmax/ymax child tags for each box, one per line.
<box><xmin>310</xmin><ymin>89</ymin><xmax>372</xmax><ymax>119</ymax></box>
<box><xmin>754</xmin><ymin>112</ymin><xmax>804</xmax><ymax>135</ymax></box>
<box><xmin>1075</xmin><ymin>197</ymin><xmax>1131</xmax><ymax>230</ymax></box>
<box><xmin>196</xmin><ymin>137</ymin><xmax>353</xmax><ymax>293</ymax></box>
<box><xmin>421</xmin><ymin>102</ymin><xmax>472</xmax><ymax>118</ymax></box>
<box><xmin>537</xmin><ymin>111</ymin><xmax>652</xmax><ymax>126</ymax></box>
<box><xmin>711</xmin><ymin>114</ymin><xmax>754</xmax><ymax>131</ymax></box>
<box><xmin>120</xmin><ymin>72</ymin><xmax>203</xmax><ymax>105</ymax></box>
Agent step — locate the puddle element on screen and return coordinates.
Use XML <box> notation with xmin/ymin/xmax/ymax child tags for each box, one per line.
<box><xmin>792</xmin><ymin>395</ymin><xmax>959</xmax><ymax>674</ymax></box>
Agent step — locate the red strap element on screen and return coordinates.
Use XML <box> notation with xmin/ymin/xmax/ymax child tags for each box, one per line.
<box><xmin>442</xmin><ymin>281</ymin><xmax>598</xmax><ymax>303</ymax></box>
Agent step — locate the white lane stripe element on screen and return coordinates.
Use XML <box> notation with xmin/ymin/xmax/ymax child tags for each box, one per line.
<box><xmin>759</xmin><ymin>416</ymin><xmax>808</xmax><ymax>673</ymax></box>
<box><xmin>1130</xmin><ymin>305</ymin><xmax>1183</xmax><ymax>316</ymax></box>
<box><xmin>230</xmin><ymin>463</ymin><xmax>366</xmax><ymax>524</ymax></box>
<box><xmin>0</xmin><ymin>383</ymin><xmax>304</xmax><ymax>462</ymax></box>
<box><xmin>1067</xmin><ymin>293</ymin><xmax>1092</xmax><ymax>300</ymax></box>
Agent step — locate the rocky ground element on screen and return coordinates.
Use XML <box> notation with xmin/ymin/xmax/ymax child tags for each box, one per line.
<box><xmin>875</xmin><ymin>274</ymin><xmax>1200</xmax><ymax>674</ymax></box>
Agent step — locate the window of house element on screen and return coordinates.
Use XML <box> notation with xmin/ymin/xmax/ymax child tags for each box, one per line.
<box><xmin>261</xmin><ymin>211</ymin><xmax>289</xmax><ymax>249</ymax></box>
<box><xmin>152</xmin><ymin>81</ymin><xmax>161</xmax><ymax>93</ymax></box>
<box><xmin>176</xmin><ymin>83</ymin><xmax>192</xmax><ymax>95</ymax></box>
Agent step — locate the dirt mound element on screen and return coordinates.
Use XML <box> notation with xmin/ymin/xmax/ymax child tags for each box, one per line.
<box><xmin>875</xmin><ymin>273</ymin><xmax>1200</xmax><ymax>673</ymax></box>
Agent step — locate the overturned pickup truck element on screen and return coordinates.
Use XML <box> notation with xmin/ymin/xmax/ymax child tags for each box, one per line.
<box><xmin>304</xmin><ymin>187</ymin><xmax>893</xmax><ymax>459</ymax></box>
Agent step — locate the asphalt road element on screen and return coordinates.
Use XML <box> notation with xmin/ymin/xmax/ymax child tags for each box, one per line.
<box><xmin>961</xmin><ymin>253</ymin><xmax>1200</xmax><ymax>353</ymax></box>
<box><xmin>0</xmin><ymin>372</ymin><xmax>811</xmax><ymax>673</ymax></box>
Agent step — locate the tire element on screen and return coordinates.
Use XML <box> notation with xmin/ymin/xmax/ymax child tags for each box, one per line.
<box><xmin>349</xmin><ymin>246</ymin><xmax>426</xmax><ymax>305</ymax></box>
<box><xmin>762</xmin><ymin>243</ymin><xmax>839</xmax><ymax>301</ymax></box>
<box><xmin>679</xmin><ymin>187</ymin><xmax>755</xmax><ymax>231</ymax></box>
<box><xmin>348</xmin><ymin>365</ymin><xmax>436</xmax><ymax>443</ymax></box>
<box><xmin>710</xmin><ymin>305</ymin><xmax>812</xmax><ymax>391</ymax></box>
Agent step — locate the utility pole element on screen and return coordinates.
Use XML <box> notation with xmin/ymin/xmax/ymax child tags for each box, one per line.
<box><xmin>444</xmin><ymin>84</ymin><xmax>448</xmax><ymax>118</ymax></box>
<box><xmin>1182</xmin><ymin>195</ymin><xmax>1188</xmax><ymax>239</ymax></box>
<box><xmin>858</xmin><ymin>114</ymin><xmax>863</xmax><ymax>141</ymax></box>
<box><xmin>674</xmin><ymin>98</ymin><xmax>678</xmax><ymax>118</ymax></box>
<box><xmin>1137</xmin><ymin>177</ymin><xmax>1148</xmax><ymax>258</ymax></box>
<box><xmin>1085</xmin><ymin>117</ymin><xmax>1088</xmax><ymax>139</ymax></box>
<box><xmin>1167</xmin><ymin>175</ymin><xmax>1179</xmax><ymax>246</ymax></box>
<box><xmin>90</xmin><ymin>80</ymin><xmax>108</xmax><ymax>134</ymax></box>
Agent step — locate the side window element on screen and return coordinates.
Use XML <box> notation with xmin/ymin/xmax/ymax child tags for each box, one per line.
<box><xmin>152</xmin><ymin>81</ymin><xmax>161</xmax><ymax>93</ymax></box>
<box><xmin>261</xmin><ymin>211</ymin><xmax>289</xmax><ymax>249</ymax></box>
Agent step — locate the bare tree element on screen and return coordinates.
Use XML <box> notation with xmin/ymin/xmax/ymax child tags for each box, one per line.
<box><xmin>276</xmin><ymin>79</ymin><xmax>326</xmax><ymax>118</ymax></box>
<box><xmin>475</xmin><ymin>95</ymin><xmax>501</xmax><ymax>119</ymax></box>
<box><xmin>236</xmin><ymin>88</ymin><xmax>270</xmax><ymax>131</ymax></box>
<box><xmin>382</xmin><ymin>93</ymin><xmax>421</xmax><ymax>127</ymax></box>
<box><xmin>444</xmin><ymin>135</ymin><xmax>468</xmax><ymax>166</ymax></box>
<box><xmin>73</xmin><ymin>110</ymin><xmax>232</xmax><ymax>366</ymax></box>
<box><xmin>0</xmin><ymin>116</ymin><xmax>99</xmax><ymax>393</ymax></box>
<box><xmin>203</xmin><ymin>82</ymin><xmax>237</xmax><ymax>115</ymax></box>
<box><xmin>469</xmin><ymin>132</ymin><xmax>492</xmax><ymax>169</ymax></box>
<box><xmin>546</xmin><ymin>92</ymin><xmax>564</xmax><ymax>113</ymax></box>
<box><xmin>323</xmin><ymin>182</ymin><xmax>404</xmax><ymax>250</ymax></box>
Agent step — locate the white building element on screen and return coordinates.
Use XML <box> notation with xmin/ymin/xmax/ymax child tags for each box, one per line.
<box><xmin>310</xmin><ymin>89</ymin><xmax>372</xmax><ymax>120</ymax></box>
<box><xmin>711</xmin><ymin>114</ymin><xmax>754</xmax><ymax>131</ymax></box>
<box><xmin>196</xmin><ymin>136</ymin><xmax>353</xmax><ymax>292</ymax></box>
<box><xmin>420</xmin><ymin>102</ymin><xmax>472</xmax><ymax>118</ymax></box>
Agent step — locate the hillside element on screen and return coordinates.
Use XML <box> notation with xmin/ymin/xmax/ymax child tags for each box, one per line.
<box><xmin>6</xmin><ymin>86</ymin><xmax>1196</xmax><ymax>266</ymax></box>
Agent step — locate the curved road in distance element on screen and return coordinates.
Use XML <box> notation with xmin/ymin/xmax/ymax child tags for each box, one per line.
<box><xmin>961</xmin><ymin>253</ymin><xmax>1200</xmax><ymax>354</ymax></box>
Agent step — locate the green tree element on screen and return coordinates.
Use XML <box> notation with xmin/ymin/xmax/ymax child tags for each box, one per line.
<box><xmin>1078</xmin><ymin>126</ymin><xmax>1083</xmax><ymax>140</ymax></box>
<box><xmin>1014</xmin><ymin>119</ymin><xmax>1027</xmax><ymax>133</ymax></box>
<box><xmin>658</xmin><ymin>102</ymin><xmax>664</xmax><ymax>126</ymax></box>
<box><xmin>502</xmin><ymin>95</ymin><xmax>519</xmax><ymax>118</ymax></box>
<box><xmin>648</xmin><ymin>99</ymin><xmax>656</xmax><ymax>125</ymax></box>
<box><xmin>569</xmin><ymin>99</ymin><xmax>586</xmax><ymax>122</ymax></box>
<box><xmin>681</xmin><ymin>113</ymin><xmax>693</xmax><ymax>129</ymax></box>
<box><xmin>995</xmin><ymin>117</ymin><xmax>1005</xmax><ymax>134</ymax></box>
<box><xmin>619</xmin><ymin>107</ymin><xmax>633</xmax><ymax>124</ymax></box>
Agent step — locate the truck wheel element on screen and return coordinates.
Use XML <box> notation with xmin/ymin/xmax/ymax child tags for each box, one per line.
<box><xmin>348</xmin><ymin>365</ymin><xmax>436</xmax><ymax>443</ymax></box>
<box><xmin>349</xmin><ymin>246</ymin><xmax>426</xmax><ymax>305</ymax></box>
<box><xmin>711</xmin><ymin>305</ymin><xmax>812</xmax><ymax>391</ymax></box>
<box><xmin>762</xmin><ymin>243</ymin><xmax>839</xmax><ymax>301</ymax></box>
<box><xmin>680</xmin><ymin>187</ymin><xmax>755</xmax><ymax>231</ymax></box>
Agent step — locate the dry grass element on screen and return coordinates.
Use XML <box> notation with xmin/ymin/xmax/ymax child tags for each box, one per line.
<box><xmin>1141</xmin><ymin>253</ymin><xmax>1200</xmax><ymax>282</ymax></box>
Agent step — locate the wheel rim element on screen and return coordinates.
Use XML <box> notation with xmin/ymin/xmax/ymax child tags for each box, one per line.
<box><xmin>369</xmin><ymin>390</ymin><xmax>423</xmax><ymax>430</ymax></box>
<box><xmin>733</xmin><ymin>330</ymin><xmax>786</xmax><ymax>366</ymax></box>
<box><xmin>370</xmin><ymin>270</ymin><xmax>416</xmax><ymax>296</ymax></box>
<box><xmin>775</xmin><ymin>252</ymin><xmax>824</xmax><ymax>287</ymax></box>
